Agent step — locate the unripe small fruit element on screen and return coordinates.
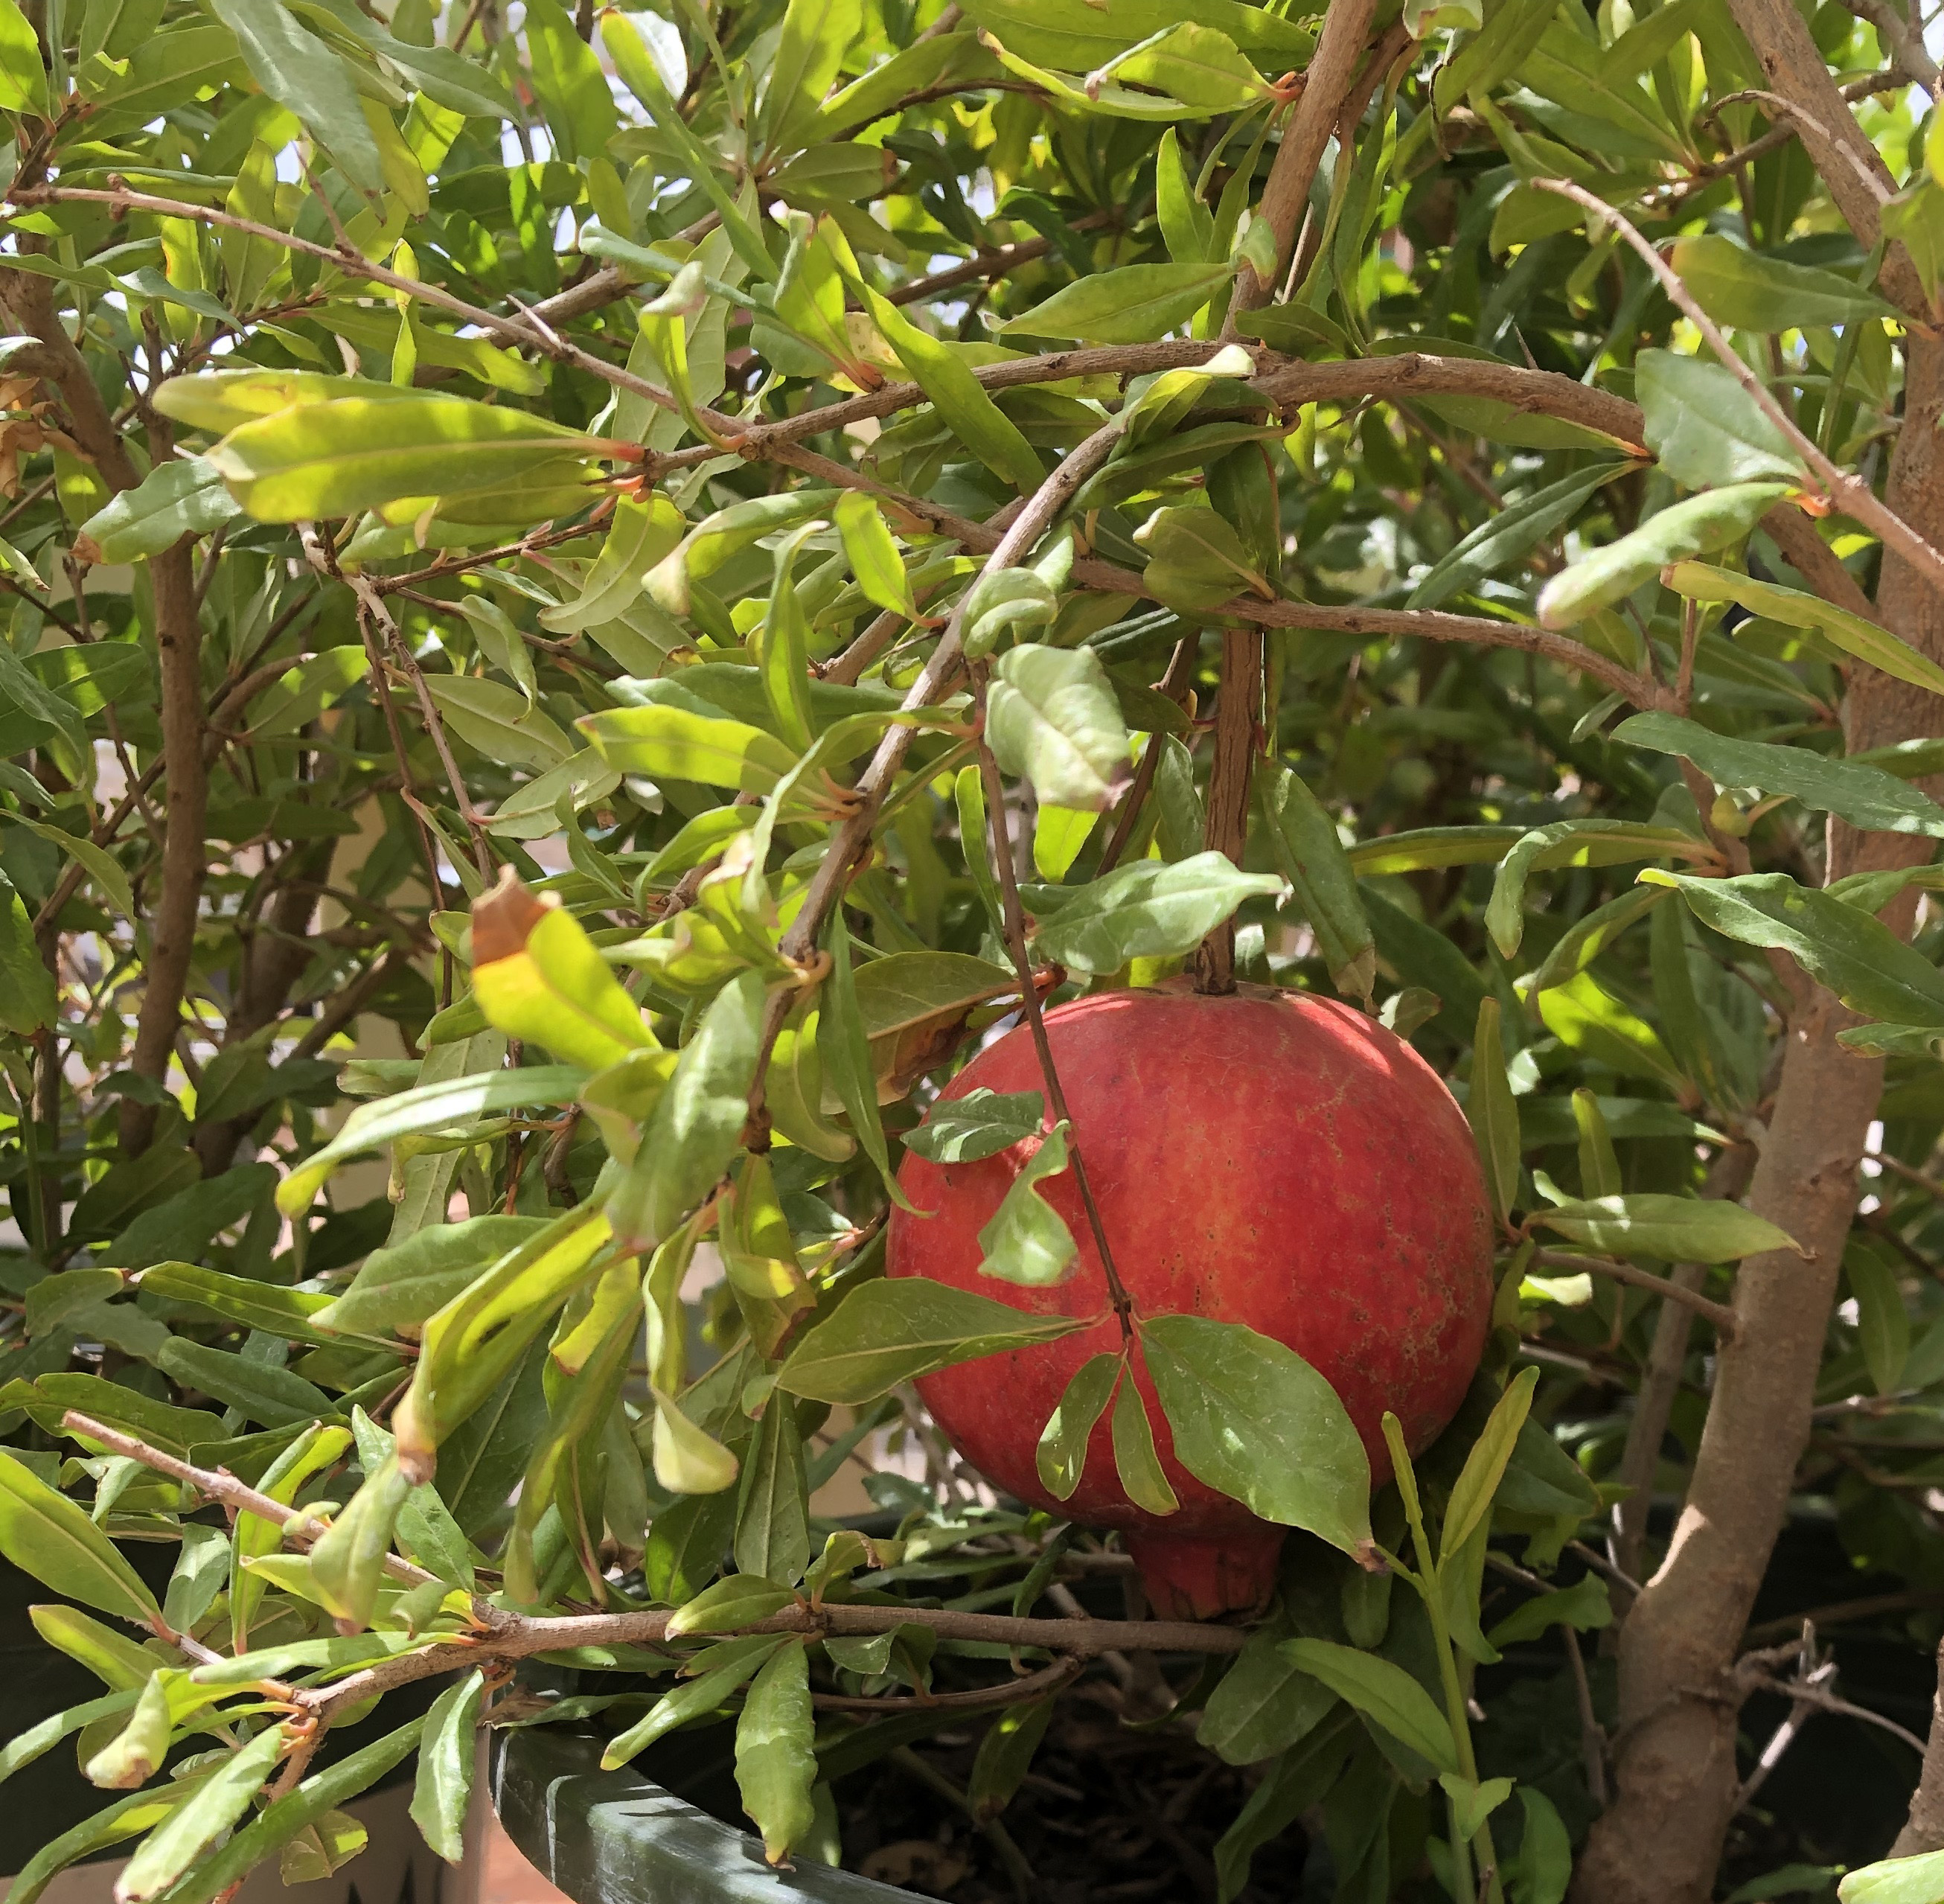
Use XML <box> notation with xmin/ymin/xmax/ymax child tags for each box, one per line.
<box><xmin>889</xmin><ymin>984</ymin><xmax>1494</xmax><ymax>1619</ymax></box>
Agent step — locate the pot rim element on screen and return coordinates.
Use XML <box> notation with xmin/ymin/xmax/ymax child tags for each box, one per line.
<box><xmin>489</xmin><ymin>1720</ymin><xmax>929</xmax><ymax>1903</ymax></box>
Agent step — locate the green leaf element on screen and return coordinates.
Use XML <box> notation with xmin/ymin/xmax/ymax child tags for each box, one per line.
<box><xmin>204</xmin><ymin>0</ymin><xmax>383</xmax><ymax>193</ymax></box>
<box><xmin>0</xmin><ymin>1451</ymin><xmax>162</xmax><ymax>1626</ymax></box>
<box><xmin>0</xmin><ymin>0</ymin><xmax>47</xmax><ymax>111</ymax></box>
<box><xmin>1668</xmin><ymin>234</ymin><xmax>1896</xmax><ymax>333</ymax></box>
<box><xmin>650</xmin><ymin>1387</ymin><xmax>741</xmax><ymax>1496</ymax></box>
<box><xmin>831</xmin><ymin>490</ymin><xmax>915</xmax><ymax>619</ymax></box>
<box><xmin>0</xmin><ymin>1691</ymin><xmax>138</xmax><ymax>1791</ymax></box>
<box><xmin>308</xmin><ymin>1454</ymin><xmax>412</xmax><ymax>1632</ymax></box>
<box><xmin>1615</xmin><ymin>712</ymin><xmax>1944</xmax><ymax>838</ymax></box>
<box><xmin>1636</xmin><ymin>349</ymin><xmax>1807</xmax><ymax>488</ymax></box>
<box><xmin>164</xmin><ymin>1720</ymin><xmax>426</xmax><ymax>1904</ymax></box>
<box><xmin>1257</xmin><ymin>761</ymin><xmax>1375</xmax><ymax>999</ymax></box>
<box><xmin>1030</xmin><ymin>852</ymin><xmax>1285</xmax><ymax>974</ymax></box>
<box><xmin>156</xmin><ymin>1340</ymin><xmax>331</xmax><ymax>1428</ymax></box>
<box><xmin>83</xmin><ymin>1671</ymin><xmax>173</xmax><ymax>1789</ymax></box>
<box><xmin>667</xmin><ymin>1574</ymin><xmax>796</xmax><ymax>1638</ymax></box>
<box><xmin>315</xmin><ymin>1215</ymin><xmax>543</xmax><ymax>1341</ymax></box>
<box><xmin>1407</xmin><ymin>461</ymin><xmax>1635</xmax><ymax>610</ymax></box>
<box><xmin>1134</xmin><ymin>504</ymin><xmax>1269</xmax><ymax>613</ymax></box>
<box><xmin>471</xmin><ymin>880</ymin><xmax>655</xmax><ymax>1071</ymax></box>
<box><xmin>854</xmin><ymin>282</ymin><xmax>1044</xmax><ymax>496</ymax></box>
<box><xmin>1848</xmin><ymin>1245</ymin><xmax>1911</xmax><ymax>1397</ymax></box>
<box><xmin>275</xmin><ymin>1066</ymin><xmax>585</xmax><ymax>1215</ymax></box>
<box><xmin>140</xmin><ymin>1263</ymin><xmax>339</xmax><ymax>1345</ymax></box>
<box><xmin>1110</xmin><ymin>1371</ymin><xmax>1180</xmax><ymax>1515</ymax></box>
<box><xmin>735</xmin><ymin>1399</ymin><xmax>812</xmax><ymax>1588</ymax></box>
<box><xmin>1663</xmin><ymin>562</ymin><xmax>1944</xmax><ymax>699</ymax></box>
<box><xmin>1467</xmin><ymin>998</ymin><xmax>1520</xmax><ymax>1227</ymax></box>
<box><xmin>1035</xmin><ymin>1352</ymin><xmax>1119</xmax><ymax>1501</ymax></box>
<box><xmin>203</xmin><ymin>395</ymin><xmax>612</xmax><ymax>523</ymax></box>
<box><xmin>1279</xmin><ymin>1638</ymin><xmax>1458</xmax><ymax>1776</ymax></box>
<box><xmin>117</xmin><ymin>1721</ymin><xmax>289</xmax><ymax>1902</ymax></box>
<box><xmin>1440</xmin><ymin>1367</ymin><xmax>1538</xmax><ymax>1564</ymax></box>
<box><xmin>976</xmin><ymin>1120</ymin><xmax>1078</xmax><ymax>1286</ymax></box>
<box><xmin>581</xmin><ymin>703</ymin><xmax>800</xmax><ymax>794</ymax></box>
<box><xmin>601</xmin><ymin>1641</ymin><xmax>788</xmax><ymax>1770</ymax></box>
<box><xmin>1000</xmin><ymin>262</ymin><xmax>1235</xmax><ymax>343</ymax></box>
<box><xmin>986</xmin><ymin>642</ymin><xmax>1133</xmax><ymax>812</ymax></box>
<box><xmin>907</xmin><ymin>1087</ymin><xmax>1046</xmax><ymax>1163</ymax></box>
<box><xmin>1155</xmin><ymin>127</ymin><xmax>1217</xmax><ymax>263</ymax></box>
<box><xmin>16</xmin><ymin>817</ymin><xmax>137</xmax><ymax>922</ymax></box>
<box><xmin>397</xmin><ymin>1200</ymin><xmax>613</xmax><ymax>1463</ymax></box>
<box><xmin>735</xmin><ymin>1641</ymin><xmax>817</xmax><ymax>1865</ymax></box>
<box><xmin>610</xmin><ymin>969</ymin><xmax>765</xmax><ymax>1253</ymax></box>
<box><xmin>1484</xmin><ymin>1572</ymin><xmax>1612</xmax><ymax>1647</ymax></box>
<box><xmin>758</xmin><ymin>0</ymin><xmax>861</xmax><ymax>152</ymax></box>
<box><xmin>409</xmin><ymin>1670</ymin><xmax>483</xmax><ymax>1864</ymax></box>
<box><xmin>423</xmin><ymin>676</ymin><xmax>572</xmax><ymax>773</ymax></box>
<box><xmin>0</xmin><ymin>872</ymin><xmax>54</xmax><ymax>1035</ymax></box>
<box><xmin>774</xmin><ymin>1276</ymin><xmax>1093</xmax><ymax>1405</ymax></box>
<box><xmin>814</xmin><ymin>921</ymin><xmax>909</xmax><ymax>1208</ymax></box>
<box><xmin>77</xmin><ymin>458</ymin><xmax>242</xmax><ymax>563</ymax></box>
<box><xmin>521</xmin><ymin>0</ymin><xmax>618</xmax><ymax>163</ymax></box>
<box><xmin>1142</xmin><ymin>1314</ymin><xmax>1373</xmax><ymax>1556</ymax></box>
<box><xmin>7</xmin><ymin>1782</ymin><xmax>205</xmax><ymax>1904</ymax></box>
<box><xmin>1841</xmin><ymin>1851</ymin><xmax>1944</xmax><ymax>1904</ymax></box>
<box><xmin>1535</xmin><ymin>483</ymin><xmax>1792</xmax><ymax>628</ymax></box>
<box><xmin>1533</xmin><ymin>1192</ymin><xmax>1800</xmax><ymax>1261</ymax></box>
<box><xmin>1649</xmin><ymin>869</ymin><xmax>1944</xmax><ymax>1028</ymax></box>
<box><xmin>1199</xmin><ymin>1621</ymin><xmax>1340</xmax><ymax>1767</ymax></box>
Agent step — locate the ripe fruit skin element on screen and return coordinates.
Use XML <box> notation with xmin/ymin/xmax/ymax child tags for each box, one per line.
<box><xmin>888</xmin><ymin>985</ymin><xmax>1495</xmax><ymax>1619</ymax></box>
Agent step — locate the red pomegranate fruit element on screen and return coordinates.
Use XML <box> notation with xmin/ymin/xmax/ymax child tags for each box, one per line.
<box><xmin>888</xmin><ymin>984</ymin><xmax>1495</xmax><ymax>1620</ymax></box>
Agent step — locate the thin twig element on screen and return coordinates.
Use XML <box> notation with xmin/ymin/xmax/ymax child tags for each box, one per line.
<box><xmin>1530</xmin><ymin>1250</ymin><xmax>1739</xmax><ymax>1335</ymax></box>
<box><xmin>1535</xmin><ymin>179</ymin><xmax>1944</xmax><ymax>606</ymax></box>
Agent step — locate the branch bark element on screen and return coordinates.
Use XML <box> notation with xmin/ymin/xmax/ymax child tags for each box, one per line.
<box><xmin>0</xmin><ymin>262</ymin><xmax>206</xmax><ymax>1154</ymax></box>
<box><xmin>1230</xmin><ymin>0</ymin><xmax>1380</xmax><ymax>316</ymax></box>
<box><xmin>1191</xmin><ymin>627</ymin><xmax>1263</xmax><ymax>992</ymax></box>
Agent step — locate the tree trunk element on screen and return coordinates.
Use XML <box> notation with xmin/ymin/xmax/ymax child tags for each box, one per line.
<box><xmin>1573</xmin><ymin>325</ymin><xmax>1944</xmax><ymax>1901</ymax></box>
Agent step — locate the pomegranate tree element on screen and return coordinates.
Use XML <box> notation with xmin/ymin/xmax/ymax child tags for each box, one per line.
<box><xmin>891</xmin><ymin>984</ymin><xmax>1497</xmax><ymax>1617</ymax></box>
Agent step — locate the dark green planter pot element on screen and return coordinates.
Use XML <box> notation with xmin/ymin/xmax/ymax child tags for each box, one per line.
<box><xmin>491</xmin><ymin>1725</ymin><xmax>924</xmax><ymax>1904</ymax></box>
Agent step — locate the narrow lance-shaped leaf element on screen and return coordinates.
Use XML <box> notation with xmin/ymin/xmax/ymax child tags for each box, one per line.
<box><xmin>1036</xmin><ymin>1353</ymin><xmax>1121</xmax><ymax>1501</ymax></box>
<box><xmin>1257</xmin><ymin>761</ymin><xmax>1375</xmax><ymax>999</ymax></box>
<box><xmin>1280</xmin><ymin>1638</ymin><xmax>1459</xmax><ymax>1777</ymax></box>
<box><xmin>1614</xmin><ymin>711</ymin><xmax>1944</xmax><ymax>837</ymax></box>
<box><xmin>1111</xmin><ymin>1373</ymin><xmax>1180</xmax><ymax>1516</ymax></box>
<box><xmin>610</xmin><ymin>968</ymin><xmax>767</xmax><ymax>1253</ymax></box>
<box><xmin>115</xmin><ymin>1720</ymin><xmax>290</xmax><ymax>1903</ymax></box>
<box><xmin>1439</xmin><ymin>1366</ymin><xmax>1538</xmax><ymax>1565</ymax></box>
<box><xmin>0</xmin><ymin>1451</ymin><xmax>162</xmax><ymax>1628</ymax></box>
<box><xmin>834</xmin><ymin>490</ymin><xmax>918</xmax><ymax>619</ymax></box>
<box><xmin>1467</xmin><ymin>998</ymin><xmax>1520</xmax><ymax>1227</ymax></box>
<box><xmin>906</xmin><ymin>1087</ymin><xmax>1046</xmax><ymax>1164</ymax></box>
<box><xmin>775</xmin><ymin>1277</ymin><xmax>1094</xmax><ymax>1405</ymax></box>
<box><xmin>854</xmin><ymin>281</ymin><xmax>1045</xmax><ymax>496</ymax></box>
<box><xmin>1535</xmin><ymin>483</ymin><xmax>1791</xmax><ymax>628</ymax></box>
<box><xmin>815</xmin><ymin>921</ymin><xmax>916</xmax><ymax>1211</ymax></box>
<box><xmin>1646</xmin><ymin>868</ymin><xmax>1944</xmax><ymax>1029</ymax></box>
<box><xmin>1030</xmin><ymin>853</ymin><xmax>1285</xmax><ymax>975</ymax></box>
<box><xmin>1663</xmin><ymin>562</ymin><xmax>1944</xmax><ymax>699</ymax></box>
<box><xmin>410</xmin><ymin>1670</ymin><xmax>484</xmax><ymax>1865</ymax></box>
<box><xmin>1532</xmin><ymin>1192</ymin><xmax>1801</xmax><ymax>1262</ymax></box>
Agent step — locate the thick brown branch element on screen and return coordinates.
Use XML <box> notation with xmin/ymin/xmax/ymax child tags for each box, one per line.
<box><xmin>1232</xmin><ymin>0</ymin><xmax>1381</xmax><ymax>315</ymax></box>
